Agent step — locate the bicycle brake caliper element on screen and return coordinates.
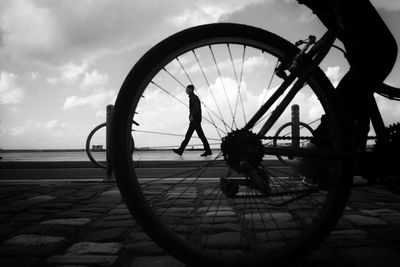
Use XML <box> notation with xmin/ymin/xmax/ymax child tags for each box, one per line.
<box><xmin>289</xmin><ymin>35</ymin><xmax>316</xmax><ymax>72</ymax></box>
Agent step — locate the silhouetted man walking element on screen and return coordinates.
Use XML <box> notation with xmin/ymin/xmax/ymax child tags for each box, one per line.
<box><xmin>173</xmin><ymin>85</ymin><xmax>212</xmax><ymax>157</ymax></box>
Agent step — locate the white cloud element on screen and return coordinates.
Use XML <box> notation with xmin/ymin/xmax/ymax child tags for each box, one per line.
<box><xmin>31</xmin><ymin>72</ymin><xmax>39</xmax><ymax>80</ymax></box>
<box><xmin>325</xmin><ymin>66</ymin><xmax>342</xmax><ymax>87</ymax></box>
<box><xmin>61</xmin><ymin>62</ymin><xmax>88</xmax><ymax>83</ymax></box>
<box><xmin>170</xmin><ymin>0</ymin><xmax>266</xmax><ymax>27</ymax></box>
<box><xmin>63</xmin><ymin>89</ymin><xmax>116</xmax><ymax>110</ymax></box>
<box><xmin>80</xmin><ymin>70</ymin><xmax>109</xmax><ymax>90</ymax></box>
<box><xmin>46</xmin><ymin>62</ymin><xmax>88</xmax><ymax>84</ymax></box>
<box><xmin>7</xmin><ymin>119</ymin><xmax>65</xmax><ymax>137</ymax></box>
<box><xmin>0</xmin><ymin>71</ymin><xmax>24</xmax><ymax>104</ymax></box>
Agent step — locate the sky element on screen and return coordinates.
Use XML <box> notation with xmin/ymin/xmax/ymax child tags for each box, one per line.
<box><xmin>1</xmin><ymin>0</ymin><xmax>400</xmax><ymax>149</ymax></box>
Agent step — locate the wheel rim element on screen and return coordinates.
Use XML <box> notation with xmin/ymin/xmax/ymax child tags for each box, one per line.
<box><xmin>114</xmin><ymin>24</ymin><xmax>349</xmax><ymax>265</ymax></box>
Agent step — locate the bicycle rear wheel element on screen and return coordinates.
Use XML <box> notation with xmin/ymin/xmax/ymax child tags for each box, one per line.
<box><xmin>111</xmin><ymin>23</ymin><xmax>352</xmax><ymax>266</ymax></box>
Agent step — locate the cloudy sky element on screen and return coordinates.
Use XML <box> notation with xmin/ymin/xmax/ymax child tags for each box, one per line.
<box><xmin>1</xmin><ymin>0</ymin><xmax>400</xmax><ymax>149</ymax></box>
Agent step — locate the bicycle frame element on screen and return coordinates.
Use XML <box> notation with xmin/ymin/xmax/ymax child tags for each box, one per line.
<box><xmin>244</xmin><ymin>28</ymin><xmax>339</xmax><ymax>138</ymax></box>
<box><xmin>245</xmin><ymin>24</ymin><xmax>392</xmax><ymax>159</ymax></box>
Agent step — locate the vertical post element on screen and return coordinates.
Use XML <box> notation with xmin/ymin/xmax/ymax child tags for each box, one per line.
<box><xmin>291</xmin><ymin>104</ymin><xmax>300</xmax><ymax>149</ymax></box>
<box><xmin>291</xmin><ymin>105</ymin><xmax>300</xmax><ymax>178</ymax></box>
<box><xmin>105</xmin><ymin>104</ymin><xmax>115</xmax><ymax>181</ymax></box>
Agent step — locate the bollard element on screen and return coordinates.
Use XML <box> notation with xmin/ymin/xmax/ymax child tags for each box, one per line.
<box><xmin>291</xmin><ymin>104</ymin><xmax>300</xmax><ymax>178</ymax></box>
<box><xmin>291</xmin><ymin>104</ymin><xmax>300</xmax><ymax>149</ymax></box>
<box><xmin>105</xmin><ymin>104</ymin><xmax>115</xmax><ymax>181</ymax></box>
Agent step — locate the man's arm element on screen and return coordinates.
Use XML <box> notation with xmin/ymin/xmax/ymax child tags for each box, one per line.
<box><xmin>190</xmin><ymin>95</ymin><xmax>201</xmax><ymax>121</ymax></box>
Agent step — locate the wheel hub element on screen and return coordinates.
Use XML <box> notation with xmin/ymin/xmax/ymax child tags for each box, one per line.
<box><xmin>220</xmin><ymin>129</ymin><xmax>264</xmax><ymax>172</ymax></box>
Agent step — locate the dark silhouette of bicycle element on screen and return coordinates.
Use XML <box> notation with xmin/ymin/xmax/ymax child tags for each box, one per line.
<box><xmin>110</xmin><ymin>4</ymin><xmax>400</xmax><ymax>267</ymax></box>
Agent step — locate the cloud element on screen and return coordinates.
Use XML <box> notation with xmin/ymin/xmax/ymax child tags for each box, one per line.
<box><xmin>170</xmin><ymin>0</ymin><xmax>265</xmax><ymax>26</ymax></box>
<box><xmin>31</xmin><ymin>72</ymin><xmax>39</xmax><ymax>80</ymax></box>
<box><xmin>0</xmin><ymin>0</ymin><xmax>266</xmax><ymax>67</ymax></box>
<box><xmin>47</xmin><ymin>62</ymin><xmax>88</xmax><ymax>84</ymax></box>
<box><xmin>63</xmin><ymin>89</ymin><xmax>116</xmax><ymax>110</ymax></box>
<box><xmin>0</xmin><ymin>0</ymin><xmax>59</xmax><ymax>60</ymax></box>
<box><xmin>0</xmin><ymin>71</ymin><xmax>24</xmax><ymax>104</ymax></box>
<box><xmin>80</xmin><ymin>70</ymin><xmax>109</xmax><ymax>90</ymax></box>
<box><xmin>371</xmin><ymin>0</ymin><xmax>400</xmax><ymax>11</ymax></box>
<box><xmin>7</xmin><ymin>119</ymin><xmax>66</xmax><ymax>137</ymax></box>
<box><xmin>325</xmin><ymin>66</ymin><xmax>342</xmax><ymax>87</ymax></box>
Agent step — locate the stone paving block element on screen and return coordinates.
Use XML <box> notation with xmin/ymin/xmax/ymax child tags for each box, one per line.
<box><xmin>360</xmin><ymin>209</ymin><xmax>400</xmax><ymax>217</ymax></box>
<box><xmin>83</xmin><ymin>227</ymin><xmax>128</xmax><ymax>242</ymax></box>
<box><xmin>126</xmin><ymin>231</ymin><xmax>151</xmax><ymax>242</ymax></box>
<box><xmin>347</xmin><ymin>201</ymin><xmax>379</xmax><ymax>210</ymax></box>
<box><xmin>125</xmin><ymin>240</ymin><xmax>165</xmax><ymax>255</ymax></box>
<box><xmin>65</xmin><ymin>241</ymin><xmax>122</xmax><ymax>255</ymax></box>
<box><xmin>130</xmin><ymin>255</ymin><xmax>185</xmax><ymax>267</ymax></box>
<box><xmin>0</xmin><ymin>257</ymin><xmax>41</xmax><ymax>267</ymax></box>
<box><xmin>0</xmin><ymin>245</ymin><xmax>56</xmax><ymax>257</ymax></box>
<box><xmin>324</xmin><ymin>231</ymin><xmax>381</xmax><ymax>249</ymax></box>
<box><xmin>27</xmin><ymin>195</ymin><xmax>57</xmax><ymax>201</ymax></box>
<box><xmin>340</xmin><ymin>247</ymin><xmax>400</xmax><ymax>267</ymax></box>
<box><xmin>102</xmin><ymin>214</ymin><xmax>134</xmax><ymax>221</ymax></box>
<box><xmin>0</xmin><ymin>213</ymin><xmax>13</xmax><ymax>221</ymax></box>
<box><xmin>197</xmin><ymin>216</ymin><xmax>238</xmax><ymax>224</ymax></box>
<box><xmin>47</xmin><ymin>255</ymin><xmax>119</xmax><ymax>267</ymax></box>
<box><xmin>367</xmin><ymin>227</ymin><xmax>400</xmax><ymax>242</ymax></box>
<box><xmin>91</xmin><ymin>220</ymin><xmax>135</xmax><ymax>228</ymax></box>
<box><xmin>383</xmin><ymin>215</ymin><xmax>400</xmax><ymax>225</ymax></box>
<box><xmin>108</xmin><ymin>207</ymin><xmax>130</xmax><ymax>215</ymax></box>
<box><xmin>41</xmin><ymin>218</ymin><xmax>91</xmax><ymax>226</ymax></box>
<box><xmin>343</xmin><ymin>214</ymin><xmax>388</xmax><ymax>226</ymax></box>
<box><xmin>37</xmin><ymin>202</ymin><xmax>73</xmax><ymax>210</ymax></box>
<box><xmin>330</xmin><ymin>229</ymin><xmax>368</xmax><ymax>236</ymax></box>
<box><xmin>201</xmin><ymin>232</ymin><xmax>242</xmax><ymax>249</ymax></box>
<box><xmin>3</xmin><ymin>234</ymin><xmax>67</xmax><ymax>246</ymax></box>
<box><xmin>197</xmin><ymin>222</ymin><xmax>241</xmax><ymax>234</ymax></box>
<box><xmin>9</xmin><ymin>213</ymin><xmax>46</xmax><ymax>222</ymax></box>
<box><xmin>18</xmin><ymin>223</ymin><xmax>78</xmax><ymax>237</ymax></box>
<box><xmin>54</xmin><ymin>210</ymin><xmax>101</xmax><ymax>218</ymax></box>
<box><xmin>0</xmin><ymin>224</ymin><xmax>18</xmax><ymax>239</ymax></box>
<box><xmin>333</xmin><ymin>217</ymin><xmax>356</xmax><ymax>230</ymax></box>
<box><xmin>102</xmin><ymin>189</ymin><xmax>121</xmax><ymax>196</ymax></box>
<box><xmin>299</xmin><ymin>248</ymin><xmax>344</xmax><ymax>267</ymax></box>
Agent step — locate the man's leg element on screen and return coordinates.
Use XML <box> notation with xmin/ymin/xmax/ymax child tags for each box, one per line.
<box><xmin>194</xmin><ymin>122</ymin><xmax>212</xmax><ymax>155</ymax></box>
<box><xmin>176</xmin><ymin>123</ymin><xmax>196</xmax><ymax>154</ymax></box>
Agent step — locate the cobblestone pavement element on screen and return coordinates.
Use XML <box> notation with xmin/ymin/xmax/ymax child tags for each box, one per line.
<box><xmin>1</xmin><ymin>180</ymin><xmax>400</xmax><ymax>267</ymax></box>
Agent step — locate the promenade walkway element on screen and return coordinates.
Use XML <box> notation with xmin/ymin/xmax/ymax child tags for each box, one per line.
<box><xmin>1</xmin><ymin>179</ymin><xmax>400</xmax><ymax>266</ymax></box>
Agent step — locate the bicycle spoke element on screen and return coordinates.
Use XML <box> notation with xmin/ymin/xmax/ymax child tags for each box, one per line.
<box><xmin>230</xmin><ymin>44</ymin><xmax>247</xmax><ymax>129</ymax></box>
<box><xmin>193</xmin><ymin>49</ymin><xmax>231</xmax><ymax>133</ymax></box>
<box><xmin>209</xmin><ymin>45</ymin><xmax>236</xmax><ymax>128</ymax></box>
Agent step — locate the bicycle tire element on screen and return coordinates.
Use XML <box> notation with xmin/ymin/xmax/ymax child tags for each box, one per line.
<box><xmin>111</xmin><ymin>23</ymin><xmax>352</xmax><ymax>266</ymax></box>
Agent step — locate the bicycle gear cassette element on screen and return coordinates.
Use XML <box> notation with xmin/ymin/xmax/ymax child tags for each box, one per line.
<box><xmin>221</xmin><ymin>129</ymin><xmax>264</xmax><ymax>172</ymax></box>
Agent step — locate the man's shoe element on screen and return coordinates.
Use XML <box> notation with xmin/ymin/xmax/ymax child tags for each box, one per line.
<box><xmin>172</xmin><ymin>149</ymin><xmax>182</xmax><ymax>156</ymax></box>
<box><xmin>200</xmin><ymin>150</ymin><xmax>212</xmax><ymax>157</ymax></box>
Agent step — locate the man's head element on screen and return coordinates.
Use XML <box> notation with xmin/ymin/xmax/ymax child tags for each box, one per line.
<box><xmin>186</xmin><ymin>84</ymin><xmax>195</xmax><ymax>95</ymax></box>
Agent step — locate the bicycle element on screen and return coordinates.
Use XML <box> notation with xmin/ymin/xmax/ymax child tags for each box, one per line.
<box><xmin>110</xmin><ymin>3</ymin><xmax>400</xmax><ymax>266</ymax></box>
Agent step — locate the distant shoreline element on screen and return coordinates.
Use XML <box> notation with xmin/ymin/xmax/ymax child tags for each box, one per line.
<box><xmin>0</xmin><ymin>148</ymin><xmax>208</xmax><ymax>153</ymax></box>
<box><xmin>0</xmin><ymin>149</ymin><xmax>87</xmax><ymax>153</ymax></box>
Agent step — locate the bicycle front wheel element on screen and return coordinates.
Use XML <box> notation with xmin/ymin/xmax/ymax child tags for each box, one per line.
<box><xmin>111</xmin><ymin>23</ymin><xmax>352</xmax><ymax>266</ymax></box>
